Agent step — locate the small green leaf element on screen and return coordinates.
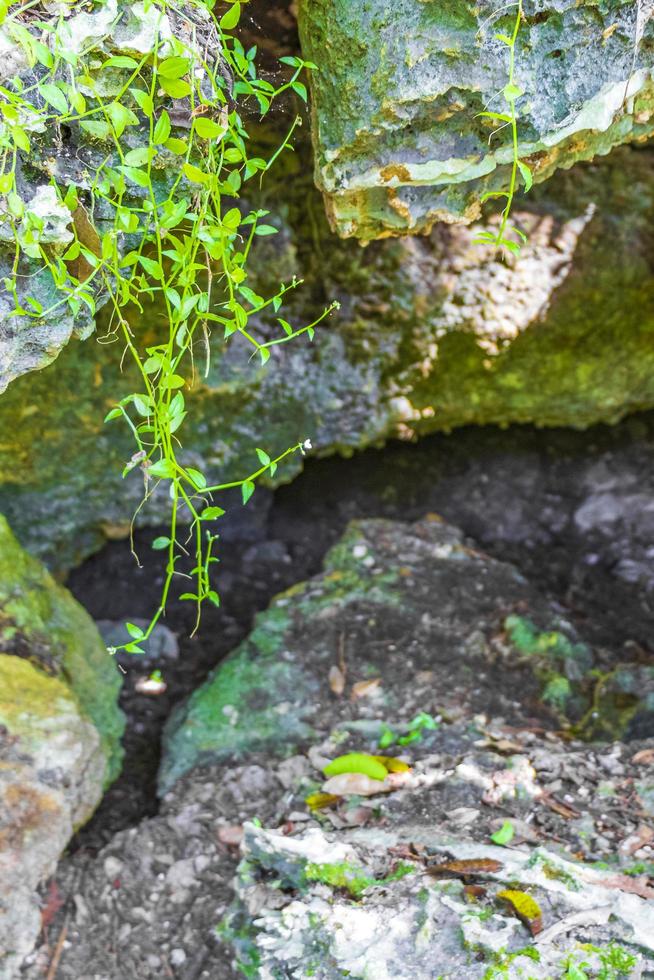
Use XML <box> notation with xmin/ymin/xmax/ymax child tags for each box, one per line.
<box><xmin>186</xmin><ymin>467</ymin><xmax>207</xmax><ymax>490</ymax></box>
<box><xmin>194</xmin><ymin>116</ymin><xmax>226</xmax><ymax>139</ymax></box>
<box><xmin>102</xmin><ymin>55</ymin><xmax>139</xmax><ymax>69</ymax></box>
<box><xmin>149</xmin><ymin>458</ymin><xmax>176</xmax><ymax>479</ymax></box>
<box><xmin>104</xmin><ymin>407</ymin><xmax>122</xmax><ymax>422</ymax></box>
<box><xmin>183</xmin><ymin>163</ymin><xmax>211</xmax><ymax>185</ymax></box>
<box><xmin>503</xmin><ymin>82</ymin><xmax>524</xmax><ymax>102</ymax></box>
<box><xmin>291</xmin><ymin>80</ymin><xmax>307</xmax><ymax>102</ymax></box>
<box><xmin>241</xmin><ymin>480</ymin><xmax>255</xmax><ymax>504</ymax></box>
<box><xmin>153</xmin><ymin>109</ymin><xmax>171</xmax><ymax>144</ymax></box>
<box><xmin>255</xmin><ymin>448</ymin><xmax>270</xmax><ymax>466</ymax></box>
<box><xmin>201</xmin><ymin>506</ymin><xmax>225</xmax><ymax>520</ymax></box>
<box><xmin>152</xmin><ymin>536</ymin><xmax>171</xmax><ymax>550</ymax></box>
<box><xmin>126</xmin><ymin>622</ymin><xmax>145</xmax><ymax>639</ymax></box>
<box><xmin>158</xmin><ymin>56</ymin><xmax>191</xmax><ymax>79</ymax></box>
<box><xmin>106</xmin><ymin>101</ymin><xmax>138</xmax><ymax>137</ymax></box>
<box><xmin>495</xmin><ymin>33</ymin><xmax>514</xmax><ymax>45</ymax></box>
<box><xmin>254</xmin><ymin>224</ymin><xmax>278</xmax><ymax>236</ymax></box>
<box><xmin>478</xmin><ymin>111</ymin><xmax>512</xmax><ymax>123</ymax></box>
<box><xmin>164</xmin><ymin>137</ymin><xmax>188</xmax><ymax>155</ymax></box>
<box><xmin>138</xmin><ymin>255</ymin><xmax>163</xmax><ymax>279</ymax></box>
<box><xmin>159</xmin><ymin>77</ymin><xmax>191</xmax><ymax>99</ymax></box>
<box><xmin>39</xmin><ymin>82</ymin><xmax>68</xmax><ymax>114</ymax></box>
<box><xmin>131</xmin><ymin>88</ymin><xmax>153</xmax><ymax>116</ymax></box>
<box><xmin>517</xmin><ymin>159</ymin><xmax>533</xmax><ymax>192</ymax></box>
<box><xmin>220</xmin><ymin>2</ymin><xmax>241</xmax><ymax>29</ymax></box>
<box><xmin>491</xmin><ymin>820</ymin><xmax>515</xmax><ymax>846</ymax></box>
<box><xmin>161</xmin><ymin>374</ymin><xmax>186</xmax><ymax>389</ymax></box>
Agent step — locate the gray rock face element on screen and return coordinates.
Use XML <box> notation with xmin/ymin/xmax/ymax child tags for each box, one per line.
<box><xmin>298</xmin><ymin>0</ymin><xmax>654</xmax><ymax>239</ymax></box>
<box><xmin>236</xmin><ymin>823</ymin><xmax>654</xmax><ymax>979</ymax></box>
<box><xmin>13</xmin><ymin>514</ymin><xmax>654</xmax><ymax>978</ymax></box>
<box><xmin>0</xmin><ymin>516</ymin><xmax>124</xmax><ymax>979</ymax></box>
<box><xmin>159</xmin><ymin>517</ymin><xmax>653</xmax><ymax>793</ymax></box>
<box><xmin>3</xmin><ymin>142</ymin><xmax>654</xmax><ymax>572</ymax></box>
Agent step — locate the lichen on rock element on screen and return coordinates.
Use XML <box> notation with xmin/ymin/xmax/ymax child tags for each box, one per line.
<box><xmin>297</xmin><ymin>0</ymin><xmax>654</xmax><ymax>239</ymax></box>
<box><xmin>0</xmin><ymin>513</ymin><xmax>124</xmax><ymax>978</ymax></box>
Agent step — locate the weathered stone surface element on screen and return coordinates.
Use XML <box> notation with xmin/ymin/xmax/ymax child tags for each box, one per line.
<box><xmin>232</xmin><ymin>822</ymin><xmax>654</xmax><ymax>978</ymax></box>
<box><xmin>22</xmin><ymin>691</ymin><xmax>654</xmax><ymax>978</ymax></box>
<box><xmin>2</xmin><ymin>145</ymin><xmax>654</xmax><ymax>569</ymax></box>
<box><xmin>0</xmin><ymin>515</ymin><xmax>124</xmax><ymax>978</ymax></box>
<box><xmin>159</xmin><ymin>517</ymin><xmax>653</xmax><ymax>793</ymax></box>
<box><xmin>298</xmin><ymin>0</ymin><xmax>654</xmax><ymax>239</ymax></box>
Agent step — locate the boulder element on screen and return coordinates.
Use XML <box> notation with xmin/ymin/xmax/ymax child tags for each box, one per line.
<box><xmin>0</xmin><ymin>515</ymin><xmax>124</xmax><ymax>978</ymax></box>
<box><xmin>2</xmin><ymin>145</ymin><xmax>654</xmax><ymax>569</ymax></box>
<box><xmin>159</xmin><ymin>517</ymin><xmax>653</xmax><ymax>793</ymax></box>
<box><xmin>297</xmin><ymin>0</ymin><xmax>654</xmax><ymax>239</ymax></box>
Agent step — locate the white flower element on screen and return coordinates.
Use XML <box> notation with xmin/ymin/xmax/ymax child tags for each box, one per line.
<box><xmin>303</xmin><ymin>438</ymin><xmax>312</xmax><ymax>450</ymax></box>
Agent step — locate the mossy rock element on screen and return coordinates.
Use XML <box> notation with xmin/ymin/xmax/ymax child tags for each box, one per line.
<box><xmin>0</xmin><ymin>514</ymin><xmax>124</xmax><ymax>783</ymax></box>
<box><xmin>297</xmin><ymin>0</ymin><xmax>654</xmax><ymax>239</ymax></box>
<box><xmin>2</xmin><ymin>144</ymin><xmax>654</xmax><ymax>570</ymax></box>
<box><xmin>159</xmin><ymin>516</ymin><xmax>649</xmax><ymax>794</ymax></box>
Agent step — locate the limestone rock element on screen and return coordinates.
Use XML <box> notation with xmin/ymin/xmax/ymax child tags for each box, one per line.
<box><xmin>232</xmin><ymin>823</ymin><xmax>654</xmax><ymax>978</ymax></box>
<box><xmin>159</xmin><ymin>517</ymin><xmax>652</xmax><ymax>793</ymax></box>
<box><xmin>297</xmin><ymin>0</ymin><xmax>654</xmax><ymax>239</ymax></box>
<box><xmin>2</xmin><ymin>145</ymin><xmax>654</xmax><ymax>569</ymax></box>
<box><xmin>0</xmin><ymin>515</ymin><xmax>124</xmax><ymax>978</ymax></box>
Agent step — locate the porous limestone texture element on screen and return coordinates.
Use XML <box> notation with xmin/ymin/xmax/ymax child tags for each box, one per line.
<box><xmin>0</xmin><ymin>515</ymin><xmax>124</xmax><ymax>979</ymax></box>
<box><xmin>2</xmin><ymin>145</ymin><xmax>654</xmax><ymax>569</ymax></box>
<box><xmin>231</xmin><ymin>823</ymin><xmax>654</xmax><ymax>979</ymax></box>
<box><xmin>159</xmin><ymin>517</ymin><xmax>653</xmax><ymax>794</ymax></box>
<box><xmin>298</xmin><ymin>0</ymin><xmax>654</xmax><ymax>239</ymax></box>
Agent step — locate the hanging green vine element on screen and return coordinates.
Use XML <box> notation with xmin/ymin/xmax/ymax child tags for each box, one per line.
<box><xmin>0</xmin><ymin>0</ymin><xmax>337</xmax><ymax>652</ymax></box>
<box><xmin>474</xmin><ymin>0</ymin><xmax>532</xmax><ymax>257</ymax></box>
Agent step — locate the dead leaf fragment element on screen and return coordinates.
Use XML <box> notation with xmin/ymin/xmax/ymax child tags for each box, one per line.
<box><xmin>596</xmin><ymin>874</ymin><xmax>654</xmax><ymax>900</ymax></box>
<box><xmin>305</xmin><ymin>792</ymin><xmax>341</xmax><ymax>811</ymax></box>
<box><xmin>632</xmin><ymin>748</ymin><xmax>654</xmax><ymax>765</ymax></box>
<box><xmin>619</xmin><ymin>823</ymin><xmax>654</xmax><ymax>857</ymax></box>
<box><xmin>374</xmin><ymin>755</ymin><xmax>411</xmax><ymax>773</ymax></box>
<box><xmin>351</xmin><ymin>678</ymin><xmax>381</xmax><ymax>700</ymax></box>
<box><xmin>217</xmin><ymin>825</ymin><xmax>244</xmax><ymax>847</ymax></box>
<box><xmin>328</xmin><ymin>665</ymin><xmax>346</xmax><ymax>696</ymax></box>
<box><xmin>426</xmin><ymin>858</ymin><xmax>503</xmax><ymax>879</ymax></box>
<box><xmin>463</xmin><ymin>884</ymin><xmax>487</xmax><ymax>902</ymax></box>
<box><xmin>322</xmin><ymin>772</ymin><xmax>394</xmax><ymax>797</ymax></box>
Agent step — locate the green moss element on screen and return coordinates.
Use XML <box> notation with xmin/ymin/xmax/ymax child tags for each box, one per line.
<box><xmin>158</xmin><ymin>603</ymin><xmax>317</xmax><ymax>793</ymax></box>
<box><xmin>304</xmin><ymin>859</ymin><xmax>416</xmax><ymax>899</ymax></box>
<box><xmin>0</xmin><ymin>515</ymin><xmax>124</xmax><ymax>783</ymax></box>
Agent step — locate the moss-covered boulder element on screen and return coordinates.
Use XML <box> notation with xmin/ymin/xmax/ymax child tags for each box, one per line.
<box><xmin>0</xmin><ymin>514</ymin><xmax>124</xmax><ymax>977</ymax></box>
<box><xmin>298</xmin><ymin>0</ymin><xmax>654</xmax><ymax>239</ymax></box>
<box><xmin>159</xmin><ymin>516</ymin><xmax>653</xmax><ymax>794</ymax></box>
<box><xmin>2</xmin><ymin>145</ymin><xmax>654</xmax><ymax>569</ymax></box>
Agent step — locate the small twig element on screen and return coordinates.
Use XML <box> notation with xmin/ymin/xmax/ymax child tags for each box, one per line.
<box><xmin>535</xmin><ymin>906</ymin><xmax>611</xmax><ymax>946</ymax></box>
<box><xmin>45</xmin><ymin>916</ymin><xmax>69</xmax><ymax>980</ymax></box>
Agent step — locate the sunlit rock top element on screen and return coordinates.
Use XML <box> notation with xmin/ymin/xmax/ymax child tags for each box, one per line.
<box><xmin>298</xmin><ymin>0</ymin><xmax>654</xmax><ymax>239</ymax></box>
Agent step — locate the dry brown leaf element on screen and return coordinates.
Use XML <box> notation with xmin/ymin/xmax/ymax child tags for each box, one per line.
<box><xmin>328</xmin><ymin>664</ymin><xmax>346</xmax><ymax>696</ymax></box>
<box><xmin>632</xmin><ymin>748</ymin><xmax>654</xmax><ymax>765</ymax></box>
<box><xmin>66</xmin><ymin>204</ymin><xmax>101</xmax><ymax>282</ymax></box>
<box><xmin>595</xmin><ymin>874</ymin><xmax>654</xmax><ymax>900</ymax></box>
<box><xmin>463</xmin><ymin>884</ymin><xmax>487</xmax><ymax>901</ymax></box>
<box><xmin>351</xmin><ymin>678</ymin><xmax>381</xmax><ymax>700</ymax></box>
<box><xmin>322</xmin><ymin>772</ymin><xmax>394</xmax><ymax>797</ymax></box>
<box><xmin>426</xmin><ymin>858</ymin><xmax>503</xmax><ymax>879</ymax></box>
<box><xmin>539</xmin><ymin>793</ymin><xmax>580</xmax><ymax>819</ymax></box>
<box><xmin>217</xmin><ymin>825</ymin><xmax>244</xmax><ymax>846</ymax></box>
<box><xmin>40</xmin><ymin>880</ymin><xmax>65</xmax><ymax>930</ymax></box>
<box><xmin>619</xmin><ymin>823</ymin><xmax>654</xmax><ymax>856</ymax></box>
